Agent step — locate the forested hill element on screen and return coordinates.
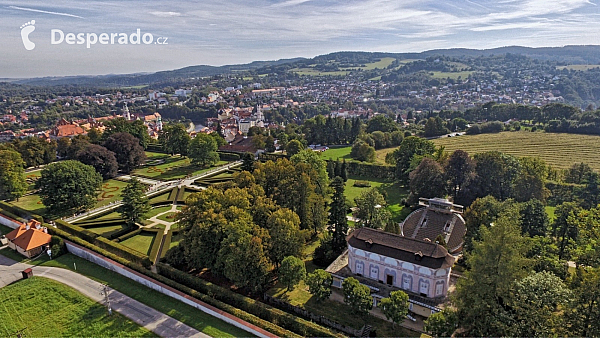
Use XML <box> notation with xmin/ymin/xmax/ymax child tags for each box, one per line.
<box><xmin>9</xmin><ymin>45</ymin><xmax>600</xmax><ymax>87</ymax></box>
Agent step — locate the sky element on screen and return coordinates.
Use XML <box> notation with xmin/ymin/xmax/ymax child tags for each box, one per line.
<box><xmin>1</xmin><ymin>0</ymin><xmax>600</xmax><ymax>78</ymax></box>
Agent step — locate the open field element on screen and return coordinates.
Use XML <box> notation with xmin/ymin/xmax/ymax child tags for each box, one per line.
<box><xmin>433</xmin><ymin>131</ymin><xmax>600</xmax><ymax>171</ymax></box>
<box><xmin>323</xmin><ymin>145</ymin><xmax>396</xmax><ymax>165</ymax></box>
<box><xmin>431</xmin><ymin>70</ymin><xmax>474</xmax><ymax>79</ymax></box>
<box><xmin>321</xmin><ymin>146</ymin><xmax>352</xmax><ymax>160</ymax></box>
<box><xmin>1</xmin><ymin>253</ymin><xmax>249</xmax><ymax>337</ymax></box>
<box><xmin>0</xmin><ymin>277</ymin><xmax>153</xmax><ymax>337</ymax></box>
<box><xmin>290</xmin><ymin>68</ymin><xmax>351</xmax><ymax>76</ymax></box>
<box><xmin>557</xmin><ymin>65</ymin><xmax>600</xmax><ymax>71</ymax></box>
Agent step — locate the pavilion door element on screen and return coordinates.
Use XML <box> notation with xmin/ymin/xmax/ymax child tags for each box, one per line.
<box><xmin>420</xmin><ymin>281</ymin><xmax>429</xmax><ymax>296</ymax></box>
<box><xmin>402</xmin><ymin>276</ymin><xmax>411</xmax><ymax>290</ymax></box>
<box><xmin>370</xmin><ymin>266</ymin><xmax>378</xmax><ymax>280</ymax></box>
<box><xmin>356</xmin><ymin>262</ymin><xmax>364</xmax><ymax>275</ymax></box>
<box><xmin>386</xmin><ymin>275</ymin><xmax>393</xmax><ymax>285</ymax></box>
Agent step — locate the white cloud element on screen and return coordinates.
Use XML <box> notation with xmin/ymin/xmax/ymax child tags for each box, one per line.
<box><xmin>150</xmin><ymin>11</ymin><xmax>182</xmax><ymax>17</ymax></box>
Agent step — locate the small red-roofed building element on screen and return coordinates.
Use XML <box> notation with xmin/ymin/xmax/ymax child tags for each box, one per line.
<box><xmin>5</xmin><ymin>220</ymin><xmax>51</xmax><ymax>258</ymax></box>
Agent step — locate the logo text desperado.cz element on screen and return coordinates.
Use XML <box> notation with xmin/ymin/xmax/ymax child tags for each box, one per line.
<box><xmin>51</xmin><ymin>29</ymin><xmax>167</xmax><ymax>48</ymax></box>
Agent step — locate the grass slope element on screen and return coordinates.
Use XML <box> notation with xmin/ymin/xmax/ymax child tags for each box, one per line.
<box><xmin>0</xmin><ymin>277</ymin><xmax>153</xmax><ymax>337</ymax></box>
<box><xmin>0</xmin><ymin>253</ymin><xmax>249</xmax><ymax>338</ymax></box>
<box><xmin>433</xmin><ymin>131</ymin><xmax>600</xmax><ymax>171</ymax></box>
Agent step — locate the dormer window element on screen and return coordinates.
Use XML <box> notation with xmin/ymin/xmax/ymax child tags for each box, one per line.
<box><xmin>421</xmin><ymin>218</ymin><xmax>428</xmax><ymax>228</ymax></box>
<box><xmin>415</xmin><ymin>251</ymin><xmax>423</xmax><ymax>261</ymax></box>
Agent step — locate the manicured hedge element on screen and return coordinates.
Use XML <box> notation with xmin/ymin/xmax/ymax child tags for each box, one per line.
<box><xmin>115</xmin><ymin>228</ymin><xmax>142</xmax><ymax>242</ymax></box>
<box><xmin>156</xmin><ymin>264</ymin><xmax>343</xmax><ymax>338</ymax></box>
<box><xmin>0</xmin><ymin>201</ymin><xmax>43</xmax><ymax>222</ymax></box>
<box><xmin>344</xmin><ymin>161</ymin><xmax>395</xmax><ymax>180</ymax></box>
<box><xmin>161</xmin><ymin>230</ymin><xmax>173</xmax><ymax>258</ymax></box>
<box><xmin>168</xmin><ymin>188</ymin><xmax>178</xmax><ymax>203</ymax></box>
<box><xmin>148</xmin><ymin>230</ymin><xmax>165</xmax><ymax>263</ymax></box>
<box><xmin>176</xmin><ymin>187</ymin><xmax>186</xmax><ymax>203</ymax></box>
<box><xmin>353</xmin><ymin>180</ymin><xmax>371</xmax><ymax>187</ymax></box>
<box><xmin>74</xmin><ymin>216</ymin><xmax>124</xmax><ymax>225</ymax></box>
<box><xmin>217</xmin><ymin>151</ymin><xmax>241</xmax><ymax>161</ymax></box>
<box><xmin>77</xmin><ymin>220</ymin><xmax>127</xmax><ymax>228</ymax></box>
<box><xmin>54</xmin><ymin>219</ymin><xmax>151</xmax><ymax>268</ymax></box>
<box><xmin>146</xmin><ymin>144</ymin><xmax>166</xmax><ymax>153</ymax></box>
<box><xmin>46</xmin><ymin>225</ymin><xmax>301</xmax><ymax>338</ymax></box>
<box><xmin>108</xmin><ymin>226</ymin><xmax>138</xmax><ymax>240</ymax></box>
<box><xmin>0</xmin><ymin>208</ymin><xmax>26</xmax><ymax>223</ymax></box>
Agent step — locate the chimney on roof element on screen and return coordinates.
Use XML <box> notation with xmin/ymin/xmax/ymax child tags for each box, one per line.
<box><xmin>43</xmin><ymin>227</ymin><xmax>48</xmax><ymax>234</ymax></box>
<box><xmin>25</xmin><ymin>224</ymin><xmax>30</xmax><ymax>230</ymax></box>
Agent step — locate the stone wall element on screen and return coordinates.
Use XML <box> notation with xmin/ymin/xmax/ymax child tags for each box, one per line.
<box><xmin>64</xmin><ymin>241</ymin><xmax>274</xmax><ymax>338</ymax></box>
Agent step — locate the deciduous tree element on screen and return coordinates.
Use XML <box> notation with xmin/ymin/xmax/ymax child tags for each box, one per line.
<box><xmin>379</xmin><ymin>290</ymin><xmax>409</xmax><ymax>327</ymax></box>
<box><xmin>306</xmin><ymin>269</ymin><xmax>333</xmax><ymax>301</ymax></box>
<box><xmin>37</xmin><ymin>160</ymin><xmax>102</xmax><ymax>215</ymax></box>
<box><xmin>188</xmin><ymin>133</ymin><xmax>219</xmax><ymax>167</ymax></box>
<box><xmin>279</xmin><ymin>256</ymin><xmax>306</xmax><ymax>291</ymax></box>
<box><xmin>0</xmin><ymin>149</ymin><xmax>27</xmax><ymax>201</ymax></box>
<box><xmin>103</xmin><ymin>132</ymin><xmax>146</xmax><ymax>173</ymax></box>
<box><xmin>342</xmin><ymin>277</ymin><xmax>373</xmax><ymax>315</ymax></box>
<box><xmin>77</xmin><ymin>144</ymin><xmax>118</xmax><ymax>180</ymax></box>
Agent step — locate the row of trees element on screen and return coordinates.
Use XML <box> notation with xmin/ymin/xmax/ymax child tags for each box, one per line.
<box><xmin>159</xmin><ymin>123</ymin><xmax>223</xmax><ymax>167</ymax></box>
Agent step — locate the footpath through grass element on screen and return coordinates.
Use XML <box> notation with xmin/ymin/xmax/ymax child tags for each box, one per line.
<box><xmin>0</xmin><ymin>252</ymin><xmax>250</xmax><ymax>338</ymax></box>
<box><xmin>0</xmin><ymin>277</ymin><xmax>154</xmax><ymax>337</ymax></box>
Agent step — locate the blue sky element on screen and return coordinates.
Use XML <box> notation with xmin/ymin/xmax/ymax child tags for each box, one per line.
<box><xmin>1</xmin><ymin>0</ymin><xmax>600</xmax><ymax>78</ymax></box>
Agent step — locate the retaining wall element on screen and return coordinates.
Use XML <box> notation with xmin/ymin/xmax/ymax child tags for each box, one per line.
<box><xmin>64</xmin><ymin>241</ymin><xmax>276</xmax><ymax>338</ymax></box>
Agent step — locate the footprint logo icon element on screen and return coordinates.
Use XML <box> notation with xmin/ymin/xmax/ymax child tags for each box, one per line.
<box><xmin>20</xmin><ymin>20</ymin><xmax>36</xmax><ymax>51</ymax></box>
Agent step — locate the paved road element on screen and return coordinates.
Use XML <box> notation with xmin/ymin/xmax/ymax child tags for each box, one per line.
<box><xmin>0</xmin><ymin>252</ymin><xmax>208</xmax><ymax>338</ymax></box>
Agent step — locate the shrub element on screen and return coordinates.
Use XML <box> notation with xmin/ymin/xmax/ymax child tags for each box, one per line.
<box><xmin>50</xmin><ymin>236</ymin><xmax>67</xmax><ymax>258</ymax></box>
<box><xmin>353</xmin><ymin>180</ymin><xmax>371</xmax><ymax>187</ymax></box>
<box><xmin>217</xmin><ymin>151</ymin><xmax>241</xmax><ymax>161</ymax></box>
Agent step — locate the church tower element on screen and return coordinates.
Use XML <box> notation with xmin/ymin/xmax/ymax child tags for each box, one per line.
<box><xmin>123</xmin><ymin>103</ymin><xmax>131</xmax><ymax>121</ymax></box>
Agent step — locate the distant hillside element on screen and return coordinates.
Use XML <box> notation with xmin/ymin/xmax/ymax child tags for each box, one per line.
<box><xmin>16</xmin><ymin>57</ymin><xmax>306</xmax><ymax>87</ymax></box>
<box><xmin>12</xmin><ymin>45</ymin><xmax>600</xmax><ymax>87</ymax></box>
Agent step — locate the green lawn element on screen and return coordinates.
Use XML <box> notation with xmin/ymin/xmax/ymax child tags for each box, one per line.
<box><xmin>146</xmin><ymin>205</ymin><xmax>173</xmax><ymax>219</ymax></box>
<box><xmin>12</xmin><ymin>254</ymin><xmax>249</xmax><ymax>337</ymax></box>
<box><xmin>145</xmin><ymin>151</ymin><xmax>170</xmax><ymax>159</ymax></box>
<box><xmin>120</xmin><ymin>233</ymin><xmax>156</xmax><ymax>255</ymax></box>
<box><xmin>322</xmin><ymin>146</ymin><xmax>352</xmax><ymax>160</ymax></box>
<box><xmin>545</xmin><ymin>206</ymin><xmax>557</xmax><ymax>222</ymax></box>
<box><xmin>87</xmin><ymin>224</ymin><xmax>126</xmax><ymax>237</ymax></box>
<box><xmin>133</xmin><ymin>157</ymin><xmax>228</xmax><ymax>180</ymax></box>
<box><xmin>157</xmin><ymin>212</ymin><xmax>178</xmax><ymax>222</ymax></box>
<box><xmin>344</xmin><ymin>176</ymin><xmax>410</xmax><ymax>222</ymax></box>
<box><xmin>169</xmin><ymin>232</ymin><xmax>184</xmax><ymax>249</ymax></box>
<box><xmin>0</xmin><ymin>277</ymin><xmax>153</xmax><ymax>338</ymax></box>
<box><xmin>0</xmin><ymin>224</ymin><xmax>13</xmax><ymax>236</ymax></box>
<box><xmin>9</xmin><ymin>179</ymin><xmax>129</xmax><ymax>215</ymax></box>
<box><xmin>9</xmin><ymin>193</ymin><xmax>45</xmax><ymax>214</ymax></box>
